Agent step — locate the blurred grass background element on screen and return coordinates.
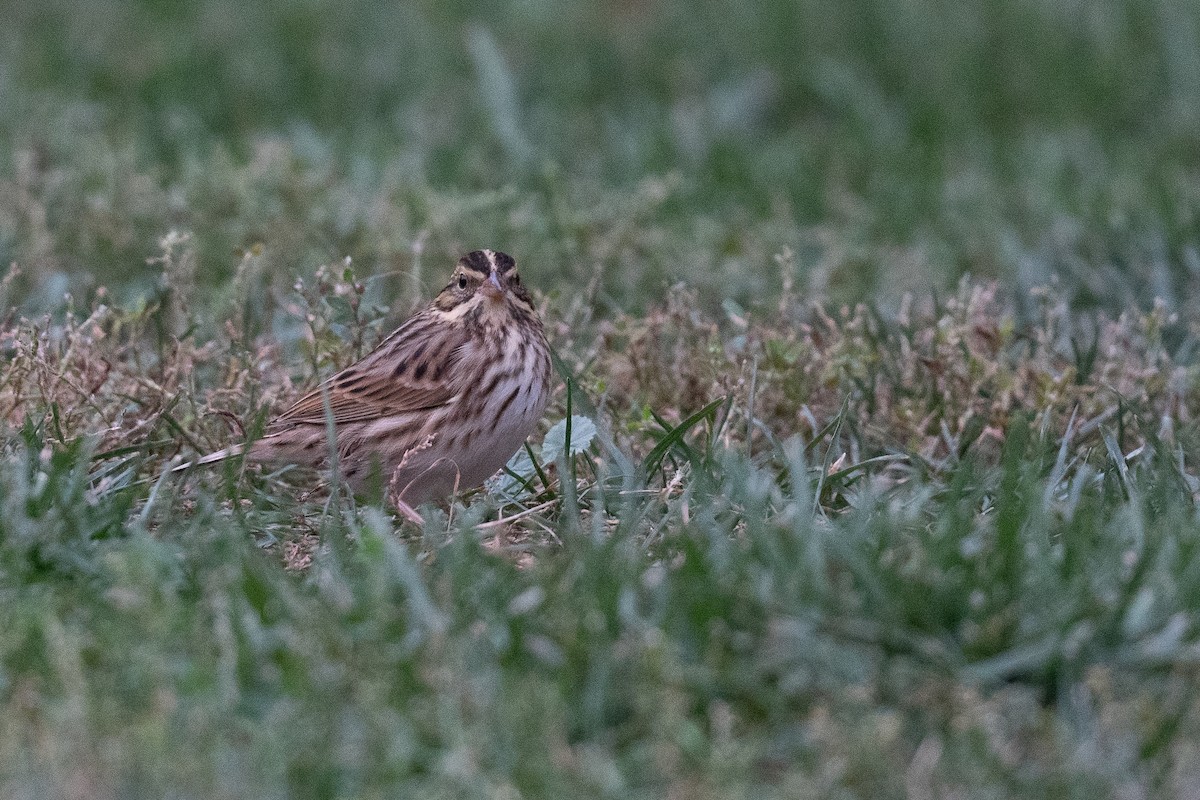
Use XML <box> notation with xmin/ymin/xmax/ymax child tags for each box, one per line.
<box><xmin>2</xmin><ymin>0</ymin><xmax>1199</xmax><ymax>315</ymax></box>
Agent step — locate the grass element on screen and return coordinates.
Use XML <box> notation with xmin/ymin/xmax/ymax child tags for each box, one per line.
<box><xmin>3</xmin><ymin>0</ymin><xmax>1199</xmax><ymax>312</ymax></box>
<box><xmin>3</xmin><ymin>0</ymin><xmax>1200</xmax><ymax>797</ymax></box>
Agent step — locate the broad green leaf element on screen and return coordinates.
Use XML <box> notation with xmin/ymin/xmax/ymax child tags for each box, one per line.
<box><xmin>541</xmin><ymin>415</ymin><xmax>597</xmax><ymax>463</ymax></box>
<box><xmin>491</xmin><ymin>447</ymin><xmax>537</xmax><ymax>497</ymax></box>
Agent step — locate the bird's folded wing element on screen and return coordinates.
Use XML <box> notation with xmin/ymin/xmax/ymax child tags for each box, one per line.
<box><xmin>269</xmin><ymin>381</ymin><xmax>458</xmax><ymax>426</ymax></box>
<box><xmin>270</xmin><ymin>321</ymin><xmax>468</xmax><ymax>427</ymax></box>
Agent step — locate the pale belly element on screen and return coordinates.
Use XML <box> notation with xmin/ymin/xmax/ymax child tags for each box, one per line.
<box><xmin>345</xmin><ymin>374</ymin><xmax>549</xmax><ymax>504</ymax></box>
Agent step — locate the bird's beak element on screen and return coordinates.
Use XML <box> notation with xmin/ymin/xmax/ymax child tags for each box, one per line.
<box><xmin>480</xmin><ymin>269</ymin><xmax>504</xmax><ymax>300</ymax></box>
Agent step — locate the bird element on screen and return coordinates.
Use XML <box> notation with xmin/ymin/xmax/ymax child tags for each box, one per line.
<box><xmin>181</xmin><ymin>249</ymin><xmax>553</xmax><ymax>517</ymax></box>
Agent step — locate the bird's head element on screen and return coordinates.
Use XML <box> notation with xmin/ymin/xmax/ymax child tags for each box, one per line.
<box><xmin>436</xmin><ymin>249</ymin><xmax>535</xmax><ymax>317</ymax></box>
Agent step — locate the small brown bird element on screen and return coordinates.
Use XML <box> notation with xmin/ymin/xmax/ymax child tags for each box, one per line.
<box><xmin>186</xmin><ymin>250</ymin><xmax>553</xmax><ymax>513</ymax></box>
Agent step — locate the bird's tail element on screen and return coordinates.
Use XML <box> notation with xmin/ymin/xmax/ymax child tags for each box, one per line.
<box><xmin>171</xmin><ymin>443</ymin><xmax>247</xmax><ymax>473</ymax></box>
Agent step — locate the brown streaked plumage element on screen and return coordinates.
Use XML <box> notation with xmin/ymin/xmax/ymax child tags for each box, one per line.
<box><xmin>185</xmin><ymin>249</ymin><xmax>553</xmax><ymax>509</ymax></box>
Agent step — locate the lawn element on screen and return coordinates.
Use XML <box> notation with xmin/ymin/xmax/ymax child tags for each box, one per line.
<box><xmin>3</xmin><ymin>0</ymin><xmax>1200</xmax><ymax>797</ymax></box>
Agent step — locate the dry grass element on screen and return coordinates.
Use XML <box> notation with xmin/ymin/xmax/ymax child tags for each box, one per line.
<box><xmin>5</xmin><ymin>250</ymin><xmax>1198</xmax><ymax>526</ymax></box>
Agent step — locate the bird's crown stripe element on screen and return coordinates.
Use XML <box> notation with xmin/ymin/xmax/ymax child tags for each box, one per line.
<box><xmin>460</xmin><ymin>249</ymin><xmax>516</xmax><ymax>276</ymax></box>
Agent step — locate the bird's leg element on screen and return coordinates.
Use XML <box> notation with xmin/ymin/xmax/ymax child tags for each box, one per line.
<box><xmin>392</xmin><ymin>497</ymin><xmax>425</xmax><ymax>526</ymax></box>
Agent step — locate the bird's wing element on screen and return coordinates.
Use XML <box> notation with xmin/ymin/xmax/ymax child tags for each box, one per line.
<box><xmin>270</xmin><ymin>311</ymin><xmax>471</xmax><ymax>428</ymax></box>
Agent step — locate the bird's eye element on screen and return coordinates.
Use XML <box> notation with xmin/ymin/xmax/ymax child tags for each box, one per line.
<box><xmin>458</xmin><ymin>275</ymin><xmax>468</xmax><ymax>289</ymax></box>
<box><xmin>511</xmin><ymin>274</ymin><xmax>520</xmax><ymax>285</ymax></box>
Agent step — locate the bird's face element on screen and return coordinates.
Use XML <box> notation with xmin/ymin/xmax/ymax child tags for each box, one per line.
<box><xmin>436</xmin><ymin>249</ymin><xmax>534</xmax><ymax>317</ymax></box>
